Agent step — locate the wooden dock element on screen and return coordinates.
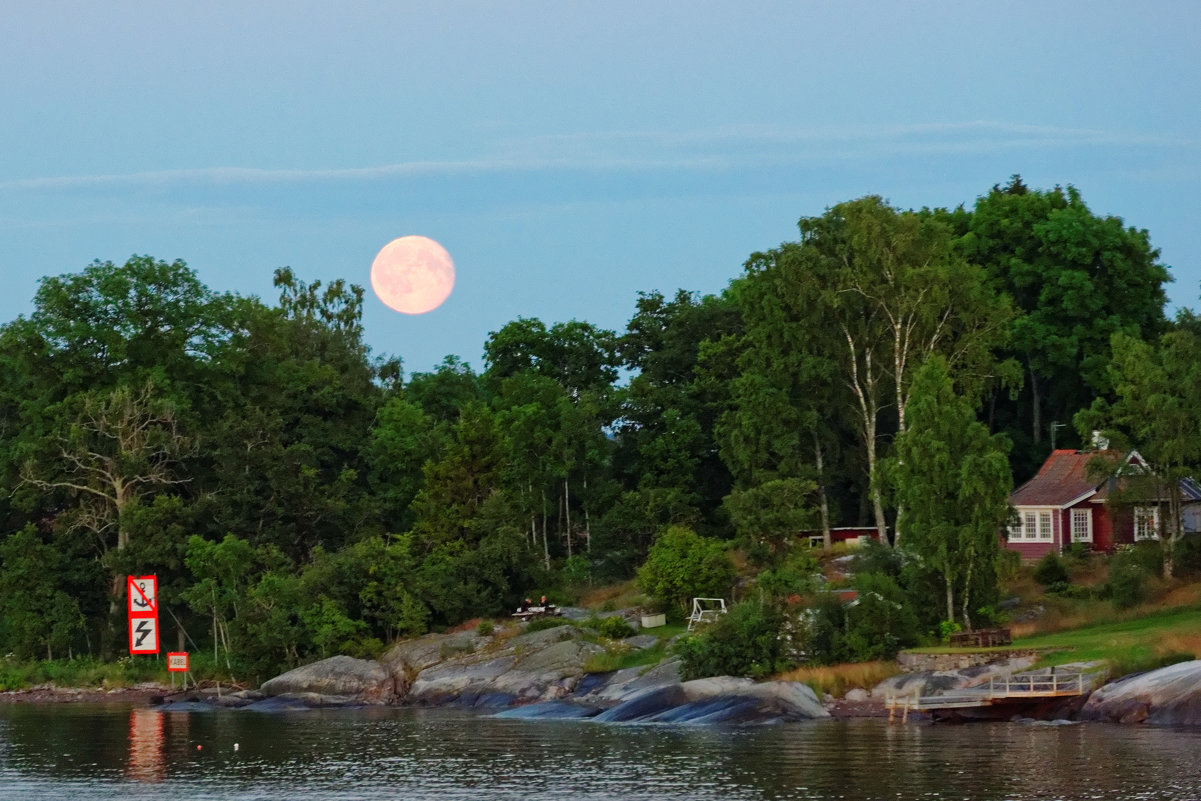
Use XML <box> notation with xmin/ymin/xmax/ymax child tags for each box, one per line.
<box><xmin>886</xmin><ymin>671</ymin><xmax>1097</xmax><ymax>723</ymax></box>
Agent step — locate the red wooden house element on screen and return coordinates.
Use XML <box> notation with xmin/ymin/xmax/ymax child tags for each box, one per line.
<box><xmin>1005</xmin><ymin>449</ymin><xmax>1201</xmax><ymax>560</ymax></box>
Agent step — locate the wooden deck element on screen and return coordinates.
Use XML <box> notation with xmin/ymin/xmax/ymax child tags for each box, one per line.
<box><xmin>886</xmin><ymin>671</ymin><xmax>1098</xmax><ymax>723</ymax></box>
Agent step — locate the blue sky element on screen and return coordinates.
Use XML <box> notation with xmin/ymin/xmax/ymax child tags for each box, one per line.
<box><xmin>3</xmin><ymin>2</ymin><xmax>1199</xmax><ymax>375</ymax></box>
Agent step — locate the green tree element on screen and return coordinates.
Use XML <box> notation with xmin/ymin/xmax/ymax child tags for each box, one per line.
<box><xmin>961</xmin><ymin>176</ymin><xmax>1170</xmax><ymax>477</ymax></box>
<box><xmin>735</xmin><ymin>197</ymin><xmax>1011</xmax><ymax>544</ymax></box>
<box><xmin>723</xmin><ymin>478</ymin><xmax>818</xmax><ymax>562</ymax></box>
<box><xmin>1083</xmin><ymin>310</ymin><xmax>1201</xmax><ymax>577</ymax></box>
<box><xmin>636</xmin><ymin>525</ymin><xmax>734</xmax><ymax>618</ymax></box>
<box><xmin>0</xmin><ymin>525</ymin><xmax>86</xmax><ymax>660</ymax></box>
<box><xmin>610</xmin><ymin>290</ymin><xmax>740</xmax><ymax>551</ymax></box>
<box><xmin>886</xmin><ymin>356</ymin><xmax>1012</xmax><ymax>629</ymax></box>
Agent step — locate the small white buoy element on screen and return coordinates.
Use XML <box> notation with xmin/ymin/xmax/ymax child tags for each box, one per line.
<box><xmin>233</xmin><ymin>743</ymin><xmax>239</xmax><ymax>752</ymax></box>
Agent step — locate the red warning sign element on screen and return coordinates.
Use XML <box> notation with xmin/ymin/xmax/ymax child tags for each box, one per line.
<box><xmin>127</xmin><ymin>575</ymin><xmax>160</xmax><ymax>656</ymax></box>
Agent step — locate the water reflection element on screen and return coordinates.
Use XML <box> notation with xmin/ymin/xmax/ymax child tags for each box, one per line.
<box><xmin>126</xmin><ymin>709</ymin><xmax>165</xmax><ymax>782</ymax></box>
<box><xmin>1</xmin><ymin>705</ymin><xmax>1200</xmax><ymax>800</ymax></box>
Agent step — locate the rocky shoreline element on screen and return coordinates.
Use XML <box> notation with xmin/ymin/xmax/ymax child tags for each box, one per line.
<box><xmin>6</xmin><ymin>622</ymin><xmax>1201</xmax><ymax>727</ymax></box>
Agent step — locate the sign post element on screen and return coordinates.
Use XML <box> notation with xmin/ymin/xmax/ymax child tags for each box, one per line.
<box><xmin>127</xmin><ymin>575</ymin><xmax>160</xmax><ymax>656</ymax></box>
<box><xmin>167</xmin><ymin>652</ymin><xmax>189</xmax><ymax>690</ymax></box>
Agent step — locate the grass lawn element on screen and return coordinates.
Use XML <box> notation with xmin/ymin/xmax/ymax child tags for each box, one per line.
<box><xmin>1012</xmin><ymin>603</ymin><xmax>1201</xmax><ymax>675</ymax></box>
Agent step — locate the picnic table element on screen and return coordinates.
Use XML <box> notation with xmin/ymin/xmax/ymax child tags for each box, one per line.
<box><xmin>511</xmin><ymin>605</ymin><xmax>562</xmax><ymax>620</ymax></box>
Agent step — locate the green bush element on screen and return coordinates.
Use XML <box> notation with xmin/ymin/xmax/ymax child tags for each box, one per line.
<box><xmin>1046</xmin><ymin>582</ymin><xmax>1093</xmax><ymax>600</ymax></box>
<box><xmin>1033</xmin><ymin>552</ymin><xmax>1070</xmax><ymax>587</ymax></box>
<box><xmin>1064</xmin><ymin>542</ymin><xmax>1093</xmax><ymax>562</ymax></box>
<box><xmin>581</xmin><ymin>615</ymin><xmax>634</xmax><ymax>640</ymax></box>
<box><xmin>637</xmin><ymin>526</ymin><xmax>734</xmax><ymax>619</ymax></box>
<box><xmin>0</xmin><ymin>664</ymin><xmax>29</xmax><ymax>692</ymax></box>
<box><xmin>476</xmin><ymin>620</ymin><xmax>495</xmax><ymax>636</ymax></box>
<box><xmin>996</xmin><ymin>548</ymin><xmax>1022</xmax><ymax>582</ymax></box>
<box><xmin>674</xmin><ymin>602</ymin><xmax>792</xmax><ymax>680</ymax></box>
<box><xmin>1125</xmin><ymin>541</ymin><xmax>1164</xmax><ymax>575</ymax></box>
<box><xmin>1171</xmin><ymin>533</ymin><xmax>1201</xmax><ymax>578</ymax></box>
<box><xmin>1104</xmin><ymin>560</ymin><xmax>1148</xmax><ymax>610</ymax></box>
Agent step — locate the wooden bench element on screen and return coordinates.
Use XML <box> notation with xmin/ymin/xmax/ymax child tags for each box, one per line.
<box><xmin>948</xmin><ymin>627</ymin><xmax>1012</xmax><ymax>648</ymax></box>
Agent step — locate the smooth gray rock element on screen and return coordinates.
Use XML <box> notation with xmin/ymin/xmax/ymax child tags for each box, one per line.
<box><xmin>405</xmin><ymin>627</ymin><xmax>603</xmax><ymax>706</ymax></box>
<box><xmin>587</xmin><ymin>677</ymin><xmax>827</xmax><ymax>724</ymax></box>
<box><xmin>1080</xmin><ymin>660</ymin><xmax>1201</xmax><ymax>726</ymax></box>
<box><xmin>873</xmin><ymin>655</ymin><xmax>1038</xmax><ymax>699</ymax></box>
<box><xmin>259</xmin><ymin>655</ymin><xmax>394</xmax><ymax>703</ymax></box>
<box><xmin>578</xmin><ymin>659</ymin><xmax>682</xmax><ymax>704</ymax></box>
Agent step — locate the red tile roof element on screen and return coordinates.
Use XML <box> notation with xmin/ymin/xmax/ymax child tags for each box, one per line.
<box><xmin>1010</xmin><ymin>450</ymin><xmax>1124</xmax><ymax>508</ymax></box>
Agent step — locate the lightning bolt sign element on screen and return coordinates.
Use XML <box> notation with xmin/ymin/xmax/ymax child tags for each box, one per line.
<box><xmin>134</xmin><ymin>620</ymin><xmax>152</xmax><ymax>648</ymax></box>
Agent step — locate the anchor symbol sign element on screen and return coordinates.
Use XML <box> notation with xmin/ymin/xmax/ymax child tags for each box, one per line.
<box><xmin>127</xmin><ymin>576</ymin><xmax>157</xmax><ymax>614</ymax></box>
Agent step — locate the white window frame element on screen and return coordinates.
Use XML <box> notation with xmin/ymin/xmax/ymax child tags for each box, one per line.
<box><xmin>1012</xmin><ymin>509</ymin><xmax>1055</xmax><ymax>542</ymax></box>
<box><xmin>1071</xmin><ymin>508</ymin><xmax>1093</xmax><ymax>543</ymax></box>
<box><xmin>1134</xmin><ymin>506</ymin><xmax>1159</xmax><ymax>541</ymax></box>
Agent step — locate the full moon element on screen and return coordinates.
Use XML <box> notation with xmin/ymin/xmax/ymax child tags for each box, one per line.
<box><xmin>370</xmin><ymin>235</ymin><xmax>456</xmax><ymax>315</ymax></box>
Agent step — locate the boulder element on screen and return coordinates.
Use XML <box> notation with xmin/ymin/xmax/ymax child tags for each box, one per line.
<box><xmin>587</xmin><ymin>677</ymin><xmax>827</xmax><ymax>724</ymax></box>
<box><xmin>259</xmin><ymin>655</ymin><xmax>395</xmax><ymax>704</ymax></box>
<box><xmin>405</xmin><ymin>626</ymin><xmax>604</xmax><ymax>708</ymax></box>
<box><xmin>1080</xmin><ymin>660</ymin><xmax>1201</xmax><ymax>726</ymax></box>
<box><xmin>578</xmin><ymin>659</ymin><xmax>683</xmax><ymax>705</ymax></box>
<box><xmin>381</xmin><ymin>631</ymin><xmax>485</xmax><ymax>695</ymax></box>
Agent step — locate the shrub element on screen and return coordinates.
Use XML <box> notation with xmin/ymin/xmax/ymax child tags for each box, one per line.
<box><xmin>1125</xmin><ymin>541</ymin><xmax>1164</xmax><ymax>575</ymax></box>
<box><xmin>1170</xmin><ymin>533</ymin><xmax>1201</xmax><ymax>578</ymax></box>
<box><xmin>841</xmin><ymin>572</ymin><xmax>919</xmax><ymax>660</ymax></box>
<box><xmin>1064</xmin><ymin>542</ymin><xmax>1093</xmax><ymax>562</ymax></box>
<box><xmin>581</xmin><ymin>616</ymin><xmax>634</xmax><ymax>640</ymax></box>
<box><xmin>852</xmin><ymin>538</ymin><xmax>904</xmax><ymax>579</ymax></box>
<box><xmin>674</xmin><ymin>601</ymin><xmax>791</xmax><ymax>681</ymax></box>
<box><xmin>476</xmin><ymin>620</ymin><xmax>495</xmax><ymax>636</ymax></box>
<box><xmin>637</xmin><ymin>526</ymin><xmax>734</xmax><ymax>619</ymax></box>
<box><xmin>996</xmin><ymin>548</ymin><xmax>1022</xmax><ymax>582</ymax></box>
<box><xmin>1033</xmin><ymin>552</ymin><xmax>1070</xmax><ymax>587</ymax></box>
<box><xmin>1046</xmin><ymin>582</ymin><xmax>1093</xmax><ymax>600</ymax></box>
<box><xmin>1104</xmin><ymin>560</ymin><xmax>1148</xmax><ymax>610</ymax></box>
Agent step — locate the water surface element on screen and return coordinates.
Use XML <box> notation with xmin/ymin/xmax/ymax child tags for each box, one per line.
<box><xmin>1</xmin><ymin>703</ymin><xmax>1197</xmax><ymax>800</ymax></box>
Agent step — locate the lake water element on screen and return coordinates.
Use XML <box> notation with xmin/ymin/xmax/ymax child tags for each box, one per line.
<box><xmin>2</xmin><ymin>703</ymin><xmax>1200</xmax><ymax>800</ymax></box>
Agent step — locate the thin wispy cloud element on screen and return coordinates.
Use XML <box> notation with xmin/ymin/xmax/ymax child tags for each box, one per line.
<box><xmin>2</xmin><ymin>121</ymin><xmax>1190</xmax><ymax>193</ymax></box>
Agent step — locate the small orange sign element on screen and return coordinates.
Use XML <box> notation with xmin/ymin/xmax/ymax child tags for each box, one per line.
<box><xmin>166</xmin><ymin>652</ymin><xmax>189</xmax><ymax>672</ymax></box>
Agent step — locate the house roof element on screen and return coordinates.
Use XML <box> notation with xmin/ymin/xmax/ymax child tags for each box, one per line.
<box><xmin>1010</xmin><ymin>450</ymin><xmax>1125</xmax><ymax>508</ymax></box>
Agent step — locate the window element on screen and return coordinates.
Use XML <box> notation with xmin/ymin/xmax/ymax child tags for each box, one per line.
<box><xmin>1071</xmin><ymin>508</ymin><xmax>1092</xmax><ymax>543</ymax></box>
<box><xmin>1013</xmin><ymin>510</ymin><xmax>1054</xmax><ymax>542</ymax></box>
<box><xmin>1134</xmin><ymin>507</ymin><xmax>1159</xmax><ymax>541</ymax></box>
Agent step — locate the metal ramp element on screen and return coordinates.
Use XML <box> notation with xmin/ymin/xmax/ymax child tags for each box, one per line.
<box><xmin>686</xmin><ymin>597</ymin><xmax>727</xmax><ymax>631</ymax></box>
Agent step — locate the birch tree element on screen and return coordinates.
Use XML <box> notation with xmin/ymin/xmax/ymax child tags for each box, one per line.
<box><xmin>731</xmin><ymin>197</ymin><xmax>1010</xmax><ymax>544</ymax></box>
<box><xmin>886</xmin><ymin>357</ymin><xmax>1012</xmax><ymax>629</ymax></box>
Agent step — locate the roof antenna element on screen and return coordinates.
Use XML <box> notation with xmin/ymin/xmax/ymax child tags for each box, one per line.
<box><xmin>1050</xmin><ymin>421</ymin><xmax>1066</xmax><ymax>451</ymax></box>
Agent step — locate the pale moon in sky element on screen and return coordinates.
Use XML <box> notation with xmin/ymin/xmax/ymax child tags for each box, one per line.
<box><xmin>370</xmin><ymin>235</ymin><xmax>456</xmax><ymax>314</ymax></box>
